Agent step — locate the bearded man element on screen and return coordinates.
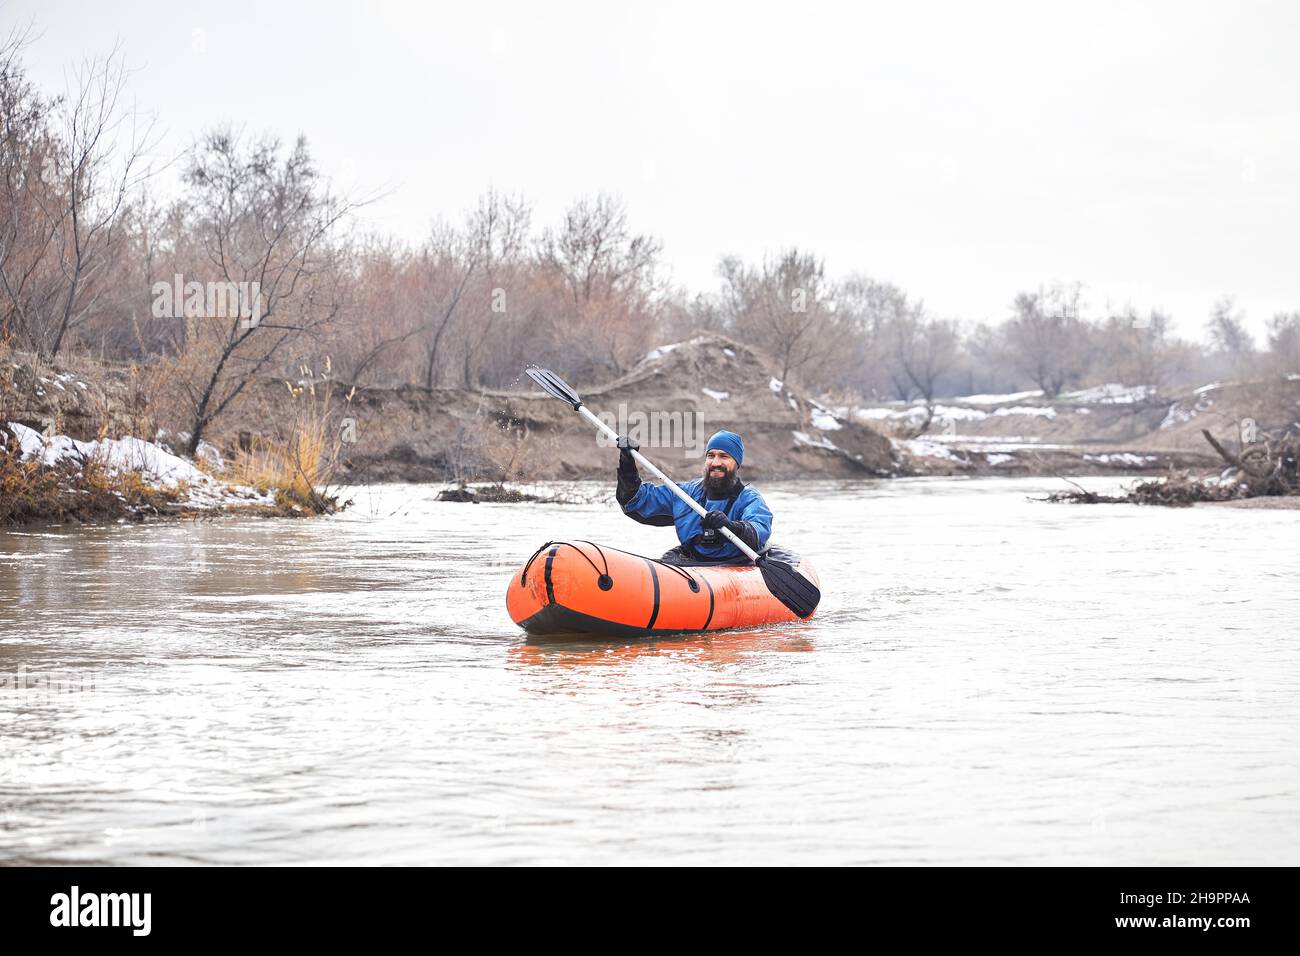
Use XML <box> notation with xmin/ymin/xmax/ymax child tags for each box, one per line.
<box><xmin>615</xmin><ymin>430</ymin><xmax>772</xmax><ymax>566</ymax></box>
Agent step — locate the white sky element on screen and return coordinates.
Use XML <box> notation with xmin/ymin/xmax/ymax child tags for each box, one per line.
<box><xmin>8</xmin><ymin>0</ymin><xmax>1300</xmax><ymax>341</ymax></box>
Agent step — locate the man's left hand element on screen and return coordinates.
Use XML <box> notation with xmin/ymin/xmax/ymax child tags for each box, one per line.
<box><xmin>702</xmin><ymin>510</ymin><xmax>728</xmax><ymax>530</ymax></box>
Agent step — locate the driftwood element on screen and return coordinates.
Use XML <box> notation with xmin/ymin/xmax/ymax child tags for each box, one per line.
<box><xmin>1200</xmin><ymin>429</ymin><xmax>1242</xmax><ymax>469</ymax></box>
<box><xmin>1201</xmin><ymin>428</ymin><xmax>1299</xmax><ymax>492</ymax></box>
<box><xmin>1045</xmin><ymin>427</ymin><xmax>1300</xmax><ymax>506</ymax></box>
<box><xmin>436</xmin><ymin>483</ymin><xmax>540</xmax><ymax>503</ymax></box>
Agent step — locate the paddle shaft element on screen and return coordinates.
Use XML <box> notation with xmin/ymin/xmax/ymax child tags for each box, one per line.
<box><xmin>575</xmin><ymin>404</ymin><xmax>762</xmax><ymax>563</ymax></box>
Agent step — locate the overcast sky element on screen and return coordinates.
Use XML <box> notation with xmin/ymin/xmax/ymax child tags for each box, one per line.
<box><xmin>8</xmin><ymin>0</ymin><xmax>1300</xmax><ymax>341</ymax></box>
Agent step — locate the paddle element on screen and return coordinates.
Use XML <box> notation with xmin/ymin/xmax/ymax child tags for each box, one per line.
<box><xmin>524</xmin><ymin>365</ymin><xmax>821</xmax><ymax>619</ymax></box>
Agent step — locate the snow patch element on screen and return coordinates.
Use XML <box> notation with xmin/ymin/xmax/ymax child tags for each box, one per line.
<box><xmin>1065</xmin><ymin>383</ymin><xmax>1153</xmax><ymax>404</ymax></box>
<box><xmin>810</xmin><ymin>407</ymin><xmax>842</xmax><ymax>431</ymax></box>
<box><xmin>1083</xmin><ymin>453</ymin><xmax>1156</xmax><ymax>466</ymax></box>
<box><xmin>769</xmin><ymin>377</ymin><xmax>784</xmax><ymax>393</ymax></box>
<box><xmin>639</xmin><ymin>335</ymin><xmax>721</xmax><ymax>365</ymax></box>
<box><xmin>5</xmin><ymin>422</ymin><xmax>273</xmax><ymax>508</ymax></box>
<box><xmin>1159</xmin><ymin>392</ymin><xmax>1214</xmax><ymax>430</ymax></box>
<box><xmin>902</xmin><ymin>438</ymin><xmax>969</xmax><ymax>464</ymax></box>
<box><xmin>643</xmin><ymin>343</ymin><xmax>681</xmax><ymax>362</ymax></box>
<box><xmin>13</xmin><ymin>426</ymin><xmax>209</xmax><ymax>486</ymax></box>
<box><xmin>7</xmin><ymin>422</ymin><xmax>46</xmax><ymax>459</ymax></box>
<box><xmin>852</xmin><ymin>404</ymin><xmax>988</xmax><ymax>423</ymax></box>
<box><xmin>1159</xmin><ymin>403</ymin><xmax>1189</xmax><ymax>429</ymax></box>
<box><xmin>991</xmin><ymin>405</ymin><xmax>1056</xmax><ymax>419</ymax></box>
<box><xmin>933</xmin><ymin>405</ymin><xmax>990</xmax><ymax>422</ymax></box>
<box><xmin>945</xmin><ymin>438</ymin><xmax>1073</xmax><ymax>451</ymax></box>
<box><xmin>854</xmin><ymin>407</ymin><xmax>905</xmax><ymax>421</ymax></box>
<box><xmin>951</xmin><ymin>389</ymin><xmax>1044</xmax><ymax>405</ymax></box>
<box><xmin>701</xmin><ymin>388</ymin><xmax>729</xmax><ymax>402</ymax></box>
<box><xmin>792</xmin><ymin>430</ymin><xmax>837</xmax><ymax>450</ymax></box>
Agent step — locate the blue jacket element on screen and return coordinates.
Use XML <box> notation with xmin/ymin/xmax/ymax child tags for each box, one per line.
<box><xmin>622</xmin><ymin>479</ymin><xmax>772</xmax><ymax>561</ymax></box>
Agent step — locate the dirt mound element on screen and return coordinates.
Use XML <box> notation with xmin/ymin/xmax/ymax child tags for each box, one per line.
<box><xmin>572</xmin><ymin>336</ymin><xmax>901</xmax><ymax>479</ymax></box>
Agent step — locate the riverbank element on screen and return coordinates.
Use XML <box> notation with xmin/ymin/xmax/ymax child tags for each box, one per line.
<box><xmin>849</xmin><ymin>375</ymin><xmax>1300</xmax><ymax>480</ymax></box>
<box><xmin>5</xmin><ymin>339</ymin><xmax>1298</xmax><ymax>524</ymax></box>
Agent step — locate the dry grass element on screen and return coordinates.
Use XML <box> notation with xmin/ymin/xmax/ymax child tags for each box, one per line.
<box><xmin>225</xmin><ymin>363</ymin><xmax>348</xmax><ymax>514</ymax></box>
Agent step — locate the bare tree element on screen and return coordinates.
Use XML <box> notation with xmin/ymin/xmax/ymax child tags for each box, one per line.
<box><xmin>658</xmin><ymin>287</ymin><xmax>730</xmax><ymax>342</ymax></box>
<box><xmin>888</xmin><ymin>308</ymin><xmax>960</xmax><ymax>403</ymax></box>
<box><xmin>538</xmin><ymin>193</ymin><xmax>659</xmax><ymax>308</ymax></box>
<box><xmin>537</xmin><ymin>193</ymin><xmax>662</xmax><ymax>376</ymax></box>
<box><xmin>331</xmin><ymin>237</ymin><xmax>419</xmax><ymax>385</ymax></box>
<box><xmin>1100</xmin><ymin>307</ymin><xmax>1192</xmax><ymax>391</ymax></box>
<box><xmin>418</xmin><ymin>221</ymin><xmax>480</xmax><ymax>389</ymax></box>
<box><xmin>1207</xmin><ymin>297</ymin><xmax>1254</xmax><ymax>355</ymax></box>
<box><xmin>720</xmin><ymin>248</ymin><xmax>847</xmax><ymax>384</ymax></box>
<box><xmin>1002</xmin><ymin>284</ymin><xmax>1092</xmax><ymax>397</ymax></box>
<box><xmin>41</xmin><ymin>47</ymin><xmax>155</xmax><ymax>359</ymax></box>
<box><xmin>170</xmin><ymin>130</ymin><xmax>354</xmax><ymax>455</ymax></box>
<box><xmin>956</xmin><ymin>321</ymin><xmax>1023</xmax><ymax>398</ymax></box>
<box><xmin>838</xmin><ymin>275</ymin><xmax>910</xmax><ymax>398</ymax></box>
<box><xmin>0</xmin><ymin>28</ymin><xmax>64</xmax><ymax>350</ymax></box>
<box><xmin>1206</xmin><ymin>296</ymin><xmax>1255</xmax><ymax>377</ymax></box>
<box><xmin>458</xmin><ymin>188</ymin><xmax>531</xmax><ymax>387</ymax></box>
<box><xmin>1266</xmin><ymin>312</ymin><xmax>1300</xmax><ymax>375</ymax></box>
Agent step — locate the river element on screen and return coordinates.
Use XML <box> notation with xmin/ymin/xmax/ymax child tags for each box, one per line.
<box><xmin>1</xmin><ymin>477</ymin><xmax>1297</xmax><ymax>864</ymax></box>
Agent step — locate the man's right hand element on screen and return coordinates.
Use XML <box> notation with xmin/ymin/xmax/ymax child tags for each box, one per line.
<box><xmin>617</xmin><ymin>435</ymin><xmax>639</xmax><ymax>468</ymax></box>
<box><xmin>616</xmin><ymin>435</ymin><xmax>641</xmax><ymax>505</ymax></box>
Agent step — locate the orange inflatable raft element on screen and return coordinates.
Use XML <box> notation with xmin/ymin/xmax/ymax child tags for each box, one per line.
<box><xmin>506</xmin><ymin>540</ymin><xmax>820</xmax><ymax>638</ymax></box>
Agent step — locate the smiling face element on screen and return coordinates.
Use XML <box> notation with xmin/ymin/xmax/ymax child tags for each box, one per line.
<box><xmin>702</xmin><ymin>448</ymin><xmax>738</xmax><ymax>495</ymax></box>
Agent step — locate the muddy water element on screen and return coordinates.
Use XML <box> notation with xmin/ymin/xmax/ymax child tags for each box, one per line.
<box><xmin>1</xmin><ymin>478</ymin><xmax>1297</xmax><ymax>864</ymax></box>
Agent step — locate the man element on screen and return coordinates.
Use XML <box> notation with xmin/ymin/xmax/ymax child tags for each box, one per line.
<box><xmin>616</xmin><ymin>429</ymin><xmax>772</xmax><ymax>565</ymax></box>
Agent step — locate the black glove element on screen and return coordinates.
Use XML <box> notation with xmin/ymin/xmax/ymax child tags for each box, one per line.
<box><xmin>702</xmin><ymin>510</ymin><xmax>727</xmax><ymax>530</ymax></box>
<box><xmin>615</xmin><ymin>436</ymin><xmax>641</xmax><ymax>505</ymax></box>
<box><xmin>617</xmin><ymin>434</ymin><xmax>639</xmax><ymax>469</ymax></box>
<box><xmin>701</xmin><ymin>512</ymin><xmax>760</xmax><ymax>551</ymax></box>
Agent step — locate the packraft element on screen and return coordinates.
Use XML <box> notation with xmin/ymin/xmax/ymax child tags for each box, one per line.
<box><xmin>506</xmin><ymin>540</ymin><xmax>820</xmax><ymax>638</ymax></box>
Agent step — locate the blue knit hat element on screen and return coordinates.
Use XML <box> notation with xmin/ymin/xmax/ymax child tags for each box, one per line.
<box><xmin>706</xmin><ymin>430</ymin><xmax>744</xmax><ymax>466</ymax></box>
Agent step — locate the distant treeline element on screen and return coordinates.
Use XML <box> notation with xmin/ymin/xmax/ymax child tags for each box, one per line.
<box><xmin>3</xmin><ymin>32</ymin><xmax>1299</xmax><ymax>452</ymax></box>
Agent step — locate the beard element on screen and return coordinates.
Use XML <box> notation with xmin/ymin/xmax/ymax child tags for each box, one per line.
<box><xmin>702</xmin><ymin>465</ymin><xmax>738</xmax><ymax>498</ymax></box>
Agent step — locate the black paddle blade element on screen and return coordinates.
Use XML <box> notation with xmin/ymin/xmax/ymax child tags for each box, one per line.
<box><xmin>757</xmin><ymin>556</ymin><xmax>821</xmax><ymax>619</ymax></box>
<box><xmin>525</xmin><ymin>366</ymin><xmax>582</xmax><ymax>409</ymax></box>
